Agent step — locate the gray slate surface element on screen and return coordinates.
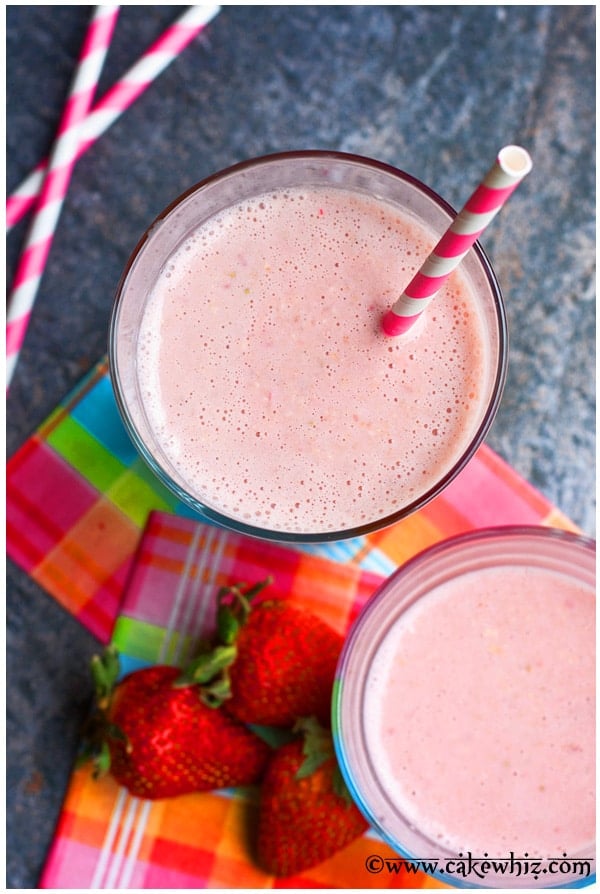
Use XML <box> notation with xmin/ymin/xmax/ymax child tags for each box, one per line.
<box><xmin>6</xmin><ymin>6</ymin><xmax>595</xmax><ymax>888</ymax></box>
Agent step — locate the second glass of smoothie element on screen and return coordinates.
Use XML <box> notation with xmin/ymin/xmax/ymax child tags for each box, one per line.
<box><xmin>333</xmin><ymin>526</ymin><xmax>595</xmax><ymax>888</ymax></box>
<box><xmin>109</xmin><ymin>152</ymin><xmax>507</xmax><ymax>542</ymax></box>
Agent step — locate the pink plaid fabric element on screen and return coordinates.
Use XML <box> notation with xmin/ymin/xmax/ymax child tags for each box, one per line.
<box><xmin>41</xmin><ymin>512</ymin><xmax>443</xmax><ymax>889</ymax></box>
<box><xmin>7</xmin><ymin>360</ymin><xmax>581</xmax><ymax>887</ymax></box>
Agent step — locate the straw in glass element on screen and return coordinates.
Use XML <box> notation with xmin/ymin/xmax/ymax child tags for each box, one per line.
<box><xmin>6</xmin><ymin>5</ymin><xmax>221</xmax><ymax>232</ymax></box>
<box><xmin>381</xmin><ymin>145</ymin><xmax>533</xmax><ymax>337</ymax></box>
<box><xmin>6</xmin><ymin>5</ymin><xmax>120</xmax><ymax>388</ymax></box>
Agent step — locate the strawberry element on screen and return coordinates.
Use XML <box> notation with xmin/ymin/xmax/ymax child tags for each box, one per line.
<box><xmin>256</xmin><ymin>718</ymin><xmax>369</xmax><ymax>876</ymax></box>
<box><xmin>203</xmin><ymin>580</ymin><xmax>344</xmax><ymax>728</ymax></box>
<box><xmin>84</xmin><ymin>646</ymin><xmax>271</xmax><ymax>800</ymax></box>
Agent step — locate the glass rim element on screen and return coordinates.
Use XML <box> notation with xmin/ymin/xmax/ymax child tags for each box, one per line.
<box><xmin>335</xmin><ymin>524</ymin><xmax>595</xmax><ymax>663</ymax></box>
<box><xmin>109</xmin><ymin>150</ymin><xmax>509</xmax><ymax>543</ymax></box>
<box><xmin>333</xmin><ymin>525</ymin><xmax>596</xmax><ymax>887</ymax></box>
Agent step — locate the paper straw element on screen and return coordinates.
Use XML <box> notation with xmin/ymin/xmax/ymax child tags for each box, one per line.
<box><xmin>6</xmin><ymin>5</ymin><xmax>221</xmax><ymax>232</ymax></box>
<box><xmin>6</xmin><ymin>5</ymin><xmax>120</xmax><ymax>388</ymax></box>
<box><xmin>381</xmin><ymin>145</ymin><xmax>533</xmax><ymax>337</ymax></box>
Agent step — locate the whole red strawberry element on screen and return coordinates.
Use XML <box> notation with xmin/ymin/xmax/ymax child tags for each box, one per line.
<box><xmin>256</xmin><ymin>718</ymin><xmax>368</xmax><ymax>876</ymax></box>
<box><xmin>86</xmin><ymin>647</ymin><xmax>270</xmax><ymax>799</ymax></box>
<box><xmin>228</xmin><ymin>600</ymin><xmax>343</xmax><ymax>727</ymax></box>
<box><xmin>205</xmin><ymin>580</ymin><xmax>344</xmax><ymax>728</ymax></box>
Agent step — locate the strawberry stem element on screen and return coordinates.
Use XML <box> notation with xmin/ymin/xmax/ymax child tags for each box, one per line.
<box><xmin>216</xmin><ymin>577</ymin><xmax>273</xmax><ymax>644</ymax></box>
<box><xmin>90</xmin><ymin>645</ymin><xmax>120</xmax><ymax>709</ymax></box>
<box><xmin>92</xmin><ymin>740</ymin><xmax>111</xmax><ymax>779</ymax></box>
<box><xmin>81</xmin><ymin>646</ymin><xmax>126</xmax><ymax>778</ymax></box>
<box><xmin>176</xmin><ymin>577</ymin><xmax>274</xmax><ymax>709</ymax></box>
<box><xmin>175</xmin><ymin>645</ymin><xmax>237</xmax><ymax>687</ymax></box>
<box><xmin>293</xmin><ymin>716</ymin><xmax>335</xmax><ymax>779</ymax></box>
<box><xmin>292</xmin><ymin>717</ymin><xmax>355</xmax><ymax>805</ymax></box>
<box><xmin>199</xmin><ymin>675</ymin><xmax>233</xmax><ymax>708</ymax></box>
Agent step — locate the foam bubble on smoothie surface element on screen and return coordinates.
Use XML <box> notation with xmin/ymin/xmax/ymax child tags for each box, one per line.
<box><xmin>137</xmin><ymin>186</ymin><xmax>488</xmax><ymax>533</ymax></box>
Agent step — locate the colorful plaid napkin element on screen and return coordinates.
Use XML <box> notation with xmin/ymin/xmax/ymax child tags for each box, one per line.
<box><xmin>6</xmin><ymin>358</ymin><xmax>576</xmax><ymax>645</ymax></box>
<box><xmin>41</xmin><ymin>511</ymin><xmax>434</xmax><ymax>888</ymax></box>
<box><xmin>7</xmin><ymin>358</ymin><xmax>578</xmax><ymax>889</ymax></box>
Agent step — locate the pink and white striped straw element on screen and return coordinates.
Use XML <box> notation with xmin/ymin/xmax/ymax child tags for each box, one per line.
<box><xmin>7</xmin><ymin>5</ymin><xmax>120</xmax><ymax>388</ymax></box>
<box><xmin>6</xmin><ymin>5</ymin><xmax>221</xmax><ymax>232</ymax></box>
<box><xmin>381</xmin><ymin>145</ymin><xmax>533</xmax><ymax>337</ymax></box>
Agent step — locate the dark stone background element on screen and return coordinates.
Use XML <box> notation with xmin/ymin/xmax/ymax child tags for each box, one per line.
<box><xmin>6</xmin><ymin>6</ymin><xmax>595</xmax><ymax>888</ymax></box>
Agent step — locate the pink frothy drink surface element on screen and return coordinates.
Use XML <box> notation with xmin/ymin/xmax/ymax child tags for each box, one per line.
<box><xmin>137</xmin><ymin>186</ymin><xmax>491</xmax><ymax>534</ymax></box>
<box><xmin>364</xmin><ymin>565</ymin><xmax>595</xmax><ymax>857</ymax></box>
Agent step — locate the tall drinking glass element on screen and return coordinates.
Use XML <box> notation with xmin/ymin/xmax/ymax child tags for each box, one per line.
<box><xmin>333</xmin><ymin>526</ymin><xmax>595</xmax><ymax>888</ymax></box>
<box><xmin>109</xmin><ymin>152</ymin><xmax>507</xmax><ymax>542</ymax></box>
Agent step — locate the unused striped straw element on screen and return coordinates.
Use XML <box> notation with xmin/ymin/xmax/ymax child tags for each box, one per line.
<box><xmin>381</xmin><ymin>145</ymin><xmax>533</xmax><ymax>337</ymax></box>
<box><xmin>6</xmin><ymin>5</ymin><xmax>221</xmax><ymax>232</ymax></box>
<box><xmin>6</xmin><ymin>5</ymin><xmax>120</xmax><ymax>388</ymax></box>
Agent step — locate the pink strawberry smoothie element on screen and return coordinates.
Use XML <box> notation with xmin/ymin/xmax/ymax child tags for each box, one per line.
<box><xmin>364</xmin><ymin>562</ymin><xmax>595</xmax><ymax>858</ymax></box>
<box><xmin>135</xmin><ymin>184</ymin><xmax>496</xmax><ymax>536</ymax></box>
